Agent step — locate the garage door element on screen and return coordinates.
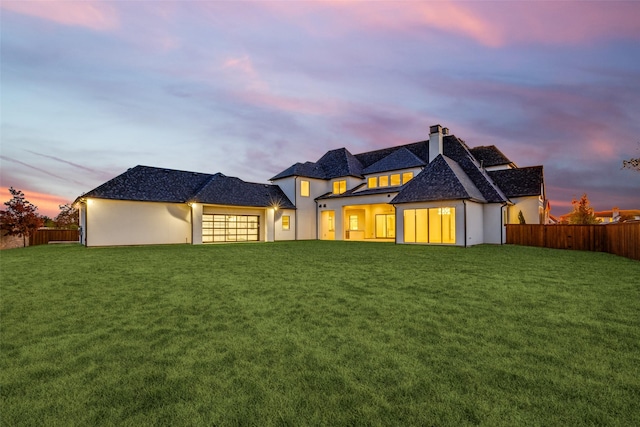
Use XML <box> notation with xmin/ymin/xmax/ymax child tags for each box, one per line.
<box><xmin>203</xmin><ymin>214</ymin><xmax>260</xmax><ymax>243</ymax></box>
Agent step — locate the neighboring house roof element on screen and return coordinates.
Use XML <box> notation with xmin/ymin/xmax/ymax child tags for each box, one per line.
<box><xmin>469</xmin><ymin>145</ymin><xmax>513</xmax><ymax>168</ymax></box>
<box><xmin>488</xmin><ymin>166</ymin><xmax>544</xmax><ymax>198</ymax></box>
<box><xmin>392</xmin><ymin>155</ymin><xmax>486</xmax><ymax>204</ymax></box>
<box><xmin>80</xmin><ymin>165</ymin><xmax>295</xmax><ymax>209</ymax></box>
<box><xmin>362</xmin><ymin>147</ymin><xmax>426</xmax><ymax>174</ymax></box>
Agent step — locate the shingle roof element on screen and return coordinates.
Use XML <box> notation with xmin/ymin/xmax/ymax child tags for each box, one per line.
<box><xmin>355</xmin><ymin>141</ymin><xmax>430</xmax><ymax>168</ymax></box>
<box><xmin>362</xmin><ymin>147</ymin><xmax>426</xmax><ymax>174</ymax></box>
<box><xmin>488</xmin><ymin>166</ymin><xmax>544</xmax><ymax>198</ymax></box>
<box><xmin>392</xmin><ymin>155</ymin><xmax>486</xmax><ymax>204</ymax></box>
<box><xmin>316</xmin><ymin>148</ymin><xmax>364</xmax><ymax>179</ymax></box>
<box><xmin>469</xmin><ymin>145</ymin><xmax>513</xmax><ymax>168</ymax></box>
<box><xmin>272</xmin><ymin>141</ymin><xmax>430</xmax><ymax>181</ymax></box>
<box><xmin>442</xmin><ymin>136</ymin><xmax>506</xmax><ymax>203</ymax></box>
<box><xmin>80</xmin><ymin>165</ymin><xmax>294</xmax><ymax>209</ymax></box>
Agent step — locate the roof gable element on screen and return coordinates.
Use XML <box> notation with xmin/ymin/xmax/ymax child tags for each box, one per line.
<box><xmin>316</xmin><ymin>148</ymin><xmax>364</xmax><ymax>179</ymax></box>
<box><xmin>442</xmin><ymin>136</ymin><xmax>506</xmax><ymax>203</ymax></box>
<box><xmin>392</xmin><ymin>155</ymin><xmax>485</xmax><ymax>204</ymax></box>
<box><xmin>362</xmin><ymin>147</ymin><xmax>426</xmax><ymax>174</ymax></box>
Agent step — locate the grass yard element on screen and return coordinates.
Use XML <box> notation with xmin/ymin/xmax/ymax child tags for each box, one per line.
<box><xmin>1</xmin><ymin>241</ymin><xmax>639</xmax><ymax>426</ymax></box>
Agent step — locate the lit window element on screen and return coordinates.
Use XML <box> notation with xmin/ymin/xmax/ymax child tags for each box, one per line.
<box><xmin>333</xmin><ymin>180</ymin><xmax>347</xmax><ymax>194</ymax></box>
<box><xmin>301</xmin><ymin>180</ymin><xmax>309</xmax><ymax>197</ymax></box>
<box><xmin>402</xmin><ymin>172</ymin><xmax>413</xmax><ymax>184</ymax></box>
<box><xmin>403</xmin><ymin>207</ymin><xmax>455</xmax><ymax>244</ymax></box>
<box><xmin>390</xmin><ymin>174</ymin><xmax>401</xmax><ymax>186</ymax></box>
<box><xmin>282</xmin><ymin>215</ymin><xmax>290</xmax><ymax>230</ymax></box>
<box><xmin>349</xmin><ymin>215</ymin><xmax>359</xmax><ymax>230</ymax></box>
<box><xmin>379</xmin><ymin>176</ymin><xmax>389</xmax><ymax>187</ymax></box>
<box><xmin>368</xmin><ymin>177</ymin><xmax>378</xmax><ymax>188</ymax></box>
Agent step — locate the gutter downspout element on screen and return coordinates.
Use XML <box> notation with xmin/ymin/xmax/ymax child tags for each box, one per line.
<box><xmin>463</xmin><ymin>199</ymin><xmax>467</xmax><ymax>248</ymax></box>
<box><xmin>294</xmin><ymin>177</ymin><xmax>298</xmax><ymax>241</ymax></box>
<box><xmin>315</xmin><ymin>199</ymin><xmax>319</xmax><ymax>240</ymax></box>
<box><xmin>500</xmin><ymin>203</ymin><xmax>508</xmax><ymax>245</ymax></box>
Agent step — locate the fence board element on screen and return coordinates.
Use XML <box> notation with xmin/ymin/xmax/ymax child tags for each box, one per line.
<box><xmin>30</xmin><ymin>229</ymin><xmax>80</xmax><ymax>246</ymax></box>
<box><xmin>506</xmin><ymin>223</ymin><xmax>640</xmax><ymax>261</ymax></box>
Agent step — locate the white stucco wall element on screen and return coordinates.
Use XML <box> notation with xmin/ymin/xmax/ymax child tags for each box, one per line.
<box><xmin>275</xmin><ymin>209</ymin><xmax>296</xmax><ymax>241</ymax></box>
<box><xmin>85</xmin><ymin>199</ymin><xmax>192</xmax><ymax>247</ymax></box>
<box><xmin>509</xmin><ymin>196</ymin><xmax>544</xmax><ymax>225</ymax></box>
<box><xmin>465</xmin><ymin>201</ymin><xmax>484</xmax><ymax>246</ymax></box>
<box><xmin>296</xmin><ymin>177</ymin><xmax>328</xmax><ymax>240</ymax></box>
<box><xmin>483</xmin><ymin>203</ymin><xmax>506</xmax><ymax>244</ymax></box>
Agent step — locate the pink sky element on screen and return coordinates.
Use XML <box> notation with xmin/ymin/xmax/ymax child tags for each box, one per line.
<box><xmin>2</xmin><ymin>1</ymin><xmax>639</xmax><ymax>218</ymax></box>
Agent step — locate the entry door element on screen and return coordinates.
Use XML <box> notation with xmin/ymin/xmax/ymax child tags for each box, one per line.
<box><xmin>321</xmin><ymin>211</ymin><xmax>335</xmax><ymax>240</ymax></box>
<box><xmin>376</xmin><ymin>214</ymin><xmax>395</xmax><ymax>238</ymax></box>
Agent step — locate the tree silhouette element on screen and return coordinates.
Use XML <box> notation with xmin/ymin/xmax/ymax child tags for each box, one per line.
<box><xmin>567</xmin><ymin>193</ymin><xmax>601</xmax><ymax>225</ymax></box>
<box><xmin>1</xmin><ymin>187</ymin><xmax>44</xmax><ymax>247</ymax></box>
<box><xmin>55</xmin><ymin>204</ymin><xmax>79</xmax><ymax>229</ymax></box>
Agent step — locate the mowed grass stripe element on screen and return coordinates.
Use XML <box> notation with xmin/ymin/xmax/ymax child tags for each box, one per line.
<box><xmin>1</xmin><ymin>242</ymin><xmax>639</xmax><ymax>426</ymax></box>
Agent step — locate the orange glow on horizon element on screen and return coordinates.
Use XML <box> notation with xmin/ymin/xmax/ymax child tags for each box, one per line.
<box><xmin>0</xmin><ymin>188</ymin><xmax>72</xmax><ymax>219</ymax></box>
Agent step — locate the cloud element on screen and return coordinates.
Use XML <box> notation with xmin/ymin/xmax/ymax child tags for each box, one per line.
<box><xmin>0</xmin><ymin>155</ymin><xmax>86</xmax><ymax>187</ymax></box>
<box><xmin>1</xmin><ymin>0</ymin><xmax>119</xmax><ymax>31</ymax></box>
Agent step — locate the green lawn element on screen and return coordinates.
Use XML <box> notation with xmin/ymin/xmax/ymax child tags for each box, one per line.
<box><xmin>1</xmin><ymin>242</ymin><xmax>639</xmax><ymax>426</ymax></box>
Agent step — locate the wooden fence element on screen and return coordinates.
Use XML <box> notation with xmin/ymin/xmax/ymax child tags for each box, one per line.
<box><xmin>506</xmin><ymin>223</ymin><xmax>640</xmax><ymax>261</ymax></box>
<box><xmin>29</xmin><ymin>229</ymin><xmax>80</xmax><ymax>246</ymax></box>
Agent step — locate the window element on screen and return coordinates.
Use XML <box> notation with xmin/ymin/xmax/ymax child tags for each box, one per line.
<box><xmin>300</xmin><ymin>180</ymin><xmax>309</xmax><ymax>197</ymax></box>
<box><xmin>368</xmin><ymin>177</ymin><xmax>378</xmax><ymax>188</ymax></box>
<box><xmin>379</xmin><ymin>176</ymin><xmax>389</xmax><ymax>187</ymax></box>
<box><xmin>402</xmin><ymin>172</ymin><xmax>413</xmax><ymax>184</ymax></box>
<box><xmin>349</xmin><ymin>215</ymin><xmax>359</xmax><ymax>230</ymax></box>
<box><xmin>390</xmin><ymin>174</ymin><xmax>401</xmax><ymax>186</ymax></box>
<box><xmin>375</xmin><ymin>214</ymin><xmax>395</xmax><ymax>238</ymax></box>
<box><xmin>282</xmin><ymin>215</ymin><xmax>290</xmax><ymax>230</ymax></box>
<box><xmin>333</xmin><ymin>180</ymin><xmax>347</xmax><ymax>194</ymax></box>
<box><xmin>403</xmin><ymin>208</ymin><xmax>455</xmax><ymax>244</ymax></box>
<box><xmin>202</xmin><ymin>214</ymin><xmax>259</xmax><ymax>243</ymax></box>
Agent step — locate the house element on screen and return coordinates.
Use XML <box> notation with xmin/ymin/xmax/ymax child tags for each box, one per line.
<box><xmin>76</xmin><ymin>124</ymin><xmax>546</xmax><ymax>247</ymax></box>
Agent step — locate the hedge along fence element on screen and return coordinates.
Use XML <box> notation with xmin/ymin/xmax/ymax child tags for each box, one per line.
<box><xmin>506</xmin><ymin>223</ymin><xmax>640</xmax><ymax>261</ymax></box>
<box><xmin>29</xmin><ymin>228</ymin><xmax>80</xmax><ymax>246</ymax></box>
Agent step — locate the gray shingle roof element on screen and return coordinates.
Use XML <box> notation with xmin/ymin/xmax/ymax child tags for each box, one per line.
<box><xmin>80</xmin><ymin>165</ymin><xmax>294</xmax><ymax>209</ymax></box>
<box><xmin>488</xmin><ymin>166</ymin><xmax>544</xmax><ymax>197</ymax></box>
<box><xmin>442</xmin><ymin>136</ymin><xmax>506</xmax><ymax>203</ymax></box>
<box><xmin>362</xmin><ymin>147</ymin><xmax>426</xmax><ymax>174</ymax></box>
<box><xmin>469</xmin><ymin>146</ymin><xmax>513</xmax><ymax>168</ymax></box>
<box><xmin>392</xmin><ymin>155</ymin><xmax>486</xmax><ymax>204</ymax></box>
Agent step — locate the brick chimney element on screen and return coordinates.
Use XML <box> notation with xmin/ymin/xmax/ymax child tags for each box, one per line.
<box><xmin>429</xmin><ymin>124</ymin><xmax>443</xmax><ymax>163</ymax></box>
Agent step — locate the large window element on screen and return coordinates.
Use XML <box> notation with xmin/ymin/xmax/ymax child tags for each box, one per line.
<box><xmin>301</xmin><ymin>180</ymin><xmax>310</xmax><ymax>197</ymax></box>
<box><xmin>403</xmin><ymin>208</ymin><xmax>455</xmax><ymax>244</ymax></box>
<box><xmin>333</xmin><ymin>180</ymin><xmax>347</xmax><ymax>194</ymax></box>
<box><xmin>202</xmin><ymin>214</ymin><xmax>259</xmax><ymax>243</ymax></box>
<box><xmin>376</xmin><ymin>214</ymin><xmax>395</xmax><ymax>238</ymax></box>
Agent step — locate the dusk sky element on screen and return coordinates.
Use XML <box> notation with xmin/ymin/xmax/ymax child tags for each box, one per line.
<box><xmin>2</xmin><ymin>0</ymin><xmax>639</xmax><ymax>218</ymax></box>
